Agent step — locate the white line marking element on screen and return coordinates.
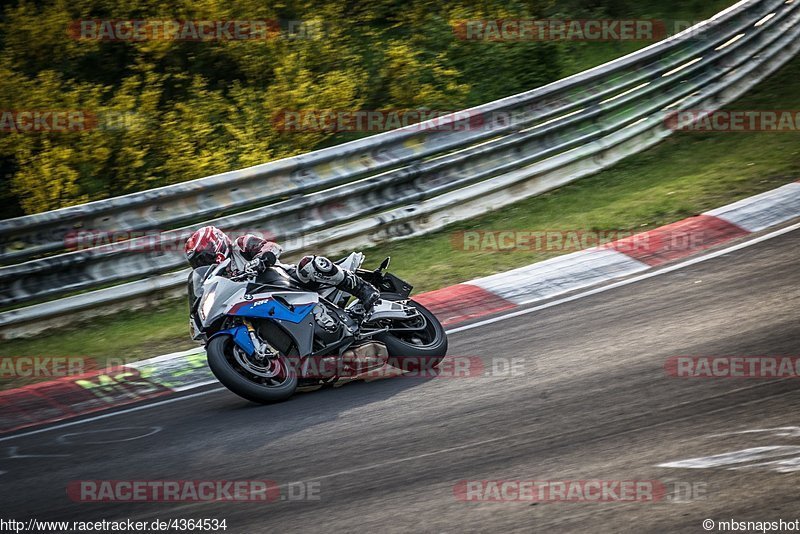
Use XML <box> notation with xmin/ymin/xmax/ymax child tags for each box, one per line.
<box><xmin>0</xmin><ymin>389</ymin><xmax>222</xmax><ymax>443</ymax></box>
<box><xmin>6</xmin><ymin>446</ymin><xmax>70</xmax><ymax>459</ymax></box>
<box><xmin>658</xmin><ymin>446</ymin><xmax>800</xmax><ymax>469</ymax></box>
<box><xmin>707</xmin><ymin>427</ymin><xmax>800</xmax><ymax>439</ymax></box>
<box><xmin>1</xmin><ymin>219</ymin><xmax>798</xmax><ymax>442</ymax></box>
<box><xmin>731</xmin><ymin>456</ymin><xmax>800</xmax><ymax>473</ymax></box>
<box><xmin>56</xmin><ymin>426</ymin><xmax>163</xmax><ymax>445</ymax></box>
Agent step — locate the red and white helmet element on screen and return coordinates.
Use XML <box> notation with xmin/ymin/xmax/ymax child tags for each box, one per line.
<box><xmin>184</xmin><ymin>226</ymin><xmax>232</xmax><ymax>269</ymax></box>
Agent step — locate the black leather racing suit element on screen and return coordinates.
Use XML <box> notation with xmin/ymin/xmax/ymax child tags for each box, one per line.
<box><xmin>232</xmin><ymin>234</ymin><xmax>380</xmax><ymax>313</ymax></box>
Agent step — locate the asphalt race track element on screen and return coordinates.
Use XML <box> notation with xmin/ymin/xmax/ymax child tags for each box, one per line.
<box><xmin>1</xmin><ymin>226</ymin><xmax>798</xmax><ymax>533</ymax></box>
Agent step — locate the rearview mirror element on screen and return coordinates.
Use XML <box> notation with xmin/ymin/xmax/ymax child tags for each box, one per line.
<box><xmin>378</xmin><ymin>256</ymin><xmax>391</xmax><ymax>271</ymax></box>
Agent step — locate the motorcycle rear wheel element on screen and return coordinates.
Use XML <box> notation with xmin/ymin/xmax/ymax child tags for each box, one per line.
<box><xmin>375</xmin><ymin>300</ymin><xmax>448</xmax><ymax>373</ymax></box>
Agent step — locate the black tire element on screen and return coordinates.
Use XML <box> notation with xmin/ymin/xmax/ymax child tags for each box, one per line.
<box><xmin>377</xmin><ymin>300</ymin><xmax>448</xmax><ymax>372</ymax></box>
<box><xmin>206</xmin><ymin>335</ymin><xmax>298</xmax><ymax>404</ymax></box>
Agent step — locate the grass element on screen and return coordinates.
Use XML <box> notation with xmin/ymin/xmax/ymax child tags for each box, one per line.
<box><xmin>2</xmin><ymin>30</ymin><xmax>799</xmax><ymax>382</ymax></box>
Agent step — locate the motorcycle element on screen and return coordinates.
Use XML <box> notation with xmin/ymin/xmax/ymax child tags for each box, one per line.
<box><xmin>188</xmin><ymin>253</ymin><xmax>448</xmax><ymax>403</ymax></box>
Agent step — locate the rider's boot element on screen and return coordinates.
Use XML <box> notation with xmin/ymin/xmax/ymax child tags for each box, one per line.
<box><xmin>337</xmin><ymin>271</ymin><xmax>380</xmax><ymax>317</ymax></box>
<box><xmin>296</xmin><ymin>255</ymin><xmax>380</xmax><ymax>316</ymax></box>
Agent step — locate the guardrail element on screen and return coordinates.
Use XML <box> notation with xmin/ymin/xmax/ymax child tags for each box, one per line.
<box><xmin>1</xmin><ymin>0</ymin><xmax>799</xmax><ymax>337</ymax></box>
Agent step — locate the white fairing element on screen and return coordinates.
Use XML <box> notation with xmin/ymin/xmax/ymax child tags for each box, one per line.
<box><xmin>338</xmin><ymin>252</ymin><xmax>365</xmax><ymax>271</ymax></box>
<box><xmin>197</xmin><ymin>261</ymin><xmax>319</xmax><ymax>329</ymax></box>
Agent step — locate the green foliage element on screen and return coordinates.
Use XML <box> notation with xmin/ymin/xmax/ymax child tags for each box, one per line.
<box><xmin>0</xmin><ymin>0</ymin><xmax>732</xmax><ymax>216</ymax></box>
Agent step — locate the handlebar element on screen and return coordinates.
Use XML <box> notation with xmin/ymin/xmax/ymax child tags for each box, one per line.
<box><xmin>229</xmin><ymin>271</ymin><xmax>256</xmax><ymax>282</ymax></box>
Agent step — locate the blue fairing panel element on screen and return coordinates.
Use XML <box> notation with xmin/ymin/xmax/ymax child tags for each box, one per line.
<box><xmin>231</xmin><ymin>300</ymin><xmax>315</xmax><ymax>323</ymax></box>
<box><xmin>209</xmin><ymin>325</ymin><xmax>255</xmax><ymax>356</ymax></box>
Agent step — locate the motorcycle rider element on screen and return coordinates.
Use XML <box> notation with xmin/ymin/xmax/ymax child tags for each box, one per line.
<box><xmin>184</xmin><ymin>225</ymin><xmax>381</xmax><ymax>316</ymax></box>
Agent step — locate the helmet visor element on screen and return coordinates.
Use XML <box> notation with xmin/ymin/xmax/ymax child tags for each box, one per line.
<box><xmin>187</xmin><ymin>249</ymin><xmax>217</xmax><ymax>270</ymax></box>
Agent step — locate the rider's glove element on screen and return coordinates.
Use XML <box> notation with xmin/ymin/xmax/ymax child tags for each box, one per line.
<box><xmin>258</xmin><ymin>242</ymin><xmax>282</xmax><ymax>268</ymax></box>
<box><xmin>244</xmin><ymin>258</ymin><xmax>265</xmax><ymax>277</ymax></box>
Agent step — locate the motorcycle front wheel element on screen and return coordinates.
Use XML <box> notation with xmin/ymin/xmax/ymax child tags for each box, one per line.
<box><xmin>206</xmin><ymin>335</ymin><xmax>298</xmax><ymax>404</ymax></box>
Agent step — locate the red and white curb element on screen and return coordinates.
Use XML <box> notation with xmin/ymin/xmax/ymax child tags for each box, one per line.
<box><xmin>417</xmin><ymin>181</ymin><xmax>799</xmax><ymax>317</ymax></box>
<box><xmin>2</xmin><ymin>182</ymin><xmax>798</xmax><ymax>434</ymax></box>
<box><xmin>707</xmin><ymin>181</ymin><xmax>800</xmax><ymax>232</ymax></box>
<box><xmin>0</xmin><ymin>349</ymin><xmax>215</xmax><ymax>435</ymax></box>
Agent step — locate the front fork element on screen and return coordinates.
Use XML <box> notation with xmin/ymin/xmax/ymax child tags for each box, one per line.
<box><xmin>213</xmin><ymin>320</ymin><xmax>274</xmax><ymax>359</ymax></box>
<box><xmin>243</xmin><ymin>319</ymin><xmax>277</xmax><ymax>361</ymax></box>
